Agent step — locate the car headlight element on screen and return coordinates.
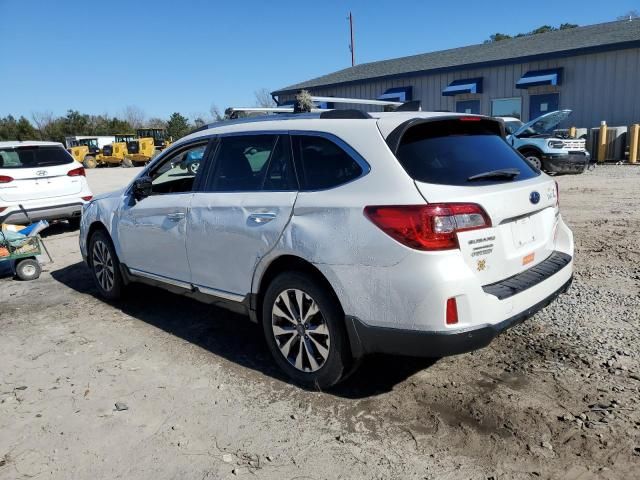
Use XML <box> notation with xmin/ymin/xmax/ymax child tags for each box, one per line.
<box><xmin>548</xmin><ymin>140</ymin><xmax>564</xmax><ymax>149</ymax></box>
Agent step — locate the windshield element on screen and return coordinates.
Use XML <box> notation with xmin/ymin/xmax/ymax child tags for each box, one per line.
<box><xmin>504</xmin><ymin>120</ymin><xmax>523</xmax><ymax>135</ymax></box>
<box><xmin>395</xmin><ymin>119</ymin><xmax>539</xmax><ymax>186</ymax></box>
<box><xmin>0</xmin><ymin>146</ymin><xmax>74</xmax><ymax>169</ymax></box>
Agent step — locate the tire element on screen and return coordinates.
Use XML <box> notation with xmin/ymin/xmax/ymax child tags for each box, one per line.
<box><xmin>122</xmin><ymin>157</ymin><xmax>134</xmax><ymax>168</ymax></box>
<box><xmin>188</xmin><ymin>161</ymin><xmax>200</xmax><ymax>175</ymax></box>
<box><xmin>262</xmin><ymin>272</ymin><xmax>352</xmax><ymax>389</ymax></box>
<box><xmin>68</xmin><ymin>217</ymin><xmax>81</xmax><ymax>230</ymax></box>
<box><xmin>522</xmin><ymin>151</ymin><xmax>542</xmax><ymax>170</ymax></box>
<box><xmin>83</xmin><ymin>156</ymin><xmax>97</xmax><ymax>169</ymax></box>
<box><xmin>15</xmin><ymin>258</ymin><xmax>41</xmax><ymax>281</ymax></box>
<box><xmin>88</xmin><ymin>230</ymin><xmax>123</xmax><ymax>300</ymax></box>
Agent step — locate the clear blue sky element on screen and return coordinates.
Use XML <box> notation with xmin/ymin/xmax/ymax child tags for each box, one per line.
<box><xmin>0</xmin><ymin>0</ymin><xmax>637</xmax><ymax>121</ymax></box>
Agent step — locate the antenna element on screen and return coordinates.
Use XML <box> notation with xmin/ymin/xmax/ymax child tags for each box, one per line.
<box><xmin>348</xmin><ymin>12</ymin><xmax>355</xmax><ymax>66</ymax></box>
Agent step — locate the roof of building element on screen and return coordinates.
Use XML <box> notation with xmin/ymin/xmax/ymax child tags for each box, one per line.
<box><xmin>273</xmin><ymin>20</ymin><xmax>640</xmax><ymax>95</ymax></box>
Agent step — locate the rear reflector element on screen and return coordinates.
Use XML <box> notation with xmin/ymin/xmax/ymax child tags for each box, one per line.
<box><xmin>67</xmin><ymin>167</ymin><xmax>85</xmax><ymax>177</ymax></box>
<box><xmin>364</xmin><ymin>203</ymin><xmax>491</xmax><ymax>251</ymax></box>
<box><xmin>0</xmin><ymin>175</ymin><xmax>14</xmax><ymax>184</ymax></box>
<box><xmin>82</xmin><ymin>195</ymin><xmax>93</xmax><ymax>201</ymax></box>
<box><xmin>446</xmin><ymin>298</ymin><xmax>458</xmax><ymax>325</ymax></box>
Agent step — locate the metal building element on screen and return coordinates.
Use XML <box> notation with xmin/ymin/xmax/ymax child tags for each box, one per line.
<box><xmin>272</xmin><ymin>20</ymin><xmax>640</xmax><ymax>127</ymax></box>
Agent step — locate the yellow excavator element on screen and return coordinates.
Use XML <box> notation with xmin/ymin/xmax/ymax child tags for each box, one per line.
<box><xmin>67</xmin><ymin>138</ymin><xmax>102</xmax><ymax>168</ymax></box>
<box><xmin>101</xmin><ymin>134</ymin><xmax>136</xmax><ymax>167</ymax></box>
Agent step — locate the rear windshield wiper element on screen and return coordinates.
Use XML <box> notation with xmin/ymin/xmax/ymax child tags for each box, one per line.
<box><xmin>467</xmin><ymin>168</ymin><xmax>520</xmax><ymax>181</ymax></box>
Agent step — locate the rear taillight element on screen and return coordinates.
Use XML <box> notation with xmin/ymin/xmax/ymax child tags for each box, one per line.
<box><xmin>0</xmin><ymin>207</ymin><xmax>6</xmax><ymax>213</ymax></box>
<box><xmin>364</xmin><ymin>203</ymin><xmax>491</xmax><ymax>251</ymax></box>
<box><xmin>68</xmin><ymin>167</ymin><xmax>85</xmax><ymax>177</ymax></box>
<box><xmin>82</xmin><ymin>195</ymin><xmax>93</xmax><ymax>201</ymax></box>
<box><xmin>459</xmin><ymin>116</ymin><xmax>481</xmax><ymax>121</ymax></box>
<box><xmin>0</xmin><ymin>175</ymin><xmax>14</xmax><ymax>184</ymax></box>
<box><xmin>554</xmin><ymin>181</ymin><xmax>560</xmax><ymax>207</ymax></box>
<box><xmin>446</xmin><ymin>297</ymin><xmax>459</xmax><ymax>325</ymax></box>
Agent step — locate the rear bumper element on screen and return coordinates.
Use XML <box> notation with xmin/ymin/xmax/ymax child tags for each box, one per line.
<box><xmin>346</xmin><ymin>275</ymin><xmax>573</xmax><ymax>358</ymax></box>
<box><xmin>542</xmin><ymin>153</ymin><xmax>589</xmax><ymax>174</ymax></box>
<box><xmin>0</xmin><ymin>202</ymin><xmax>84</xmax><ymax>224</ymax></box>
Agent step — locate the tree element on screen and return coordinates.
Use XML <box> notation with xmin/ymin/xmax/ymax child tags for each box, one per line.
<box><xmin>484</xmin><ymin>23</ymin><xmax>579</xmax><ymax>43</ymax></box>
<box><xmin>254</xmin><ymin>88</ymin><xmax>276</xmax><ymax>107</ymax></box>
<box><xmin>530</xmin><ymin>25</ymin><xmax>555</xmax><ymax>35</ymax></box>
<box><xmin>165</xmin><ymin>112</ymin><xmax>191</xmax><ymax>140</ymax></box>
<box><xmin>147</xmin><ymin>117</ymin><xmax>167</xmax><ymax>129</ymax></box>
<box><xmin>484</xmin><ymin>33</ymin><xmax>512</xmax><ymax>44</ymax></box>
<box><xmin>617</xmin><ymin>10</ymin><xmax>639</xmax><ymax>20</ymax></box>
<box><xmin>559</xmin><ymin>23</ymin><xmax>578</xmax><ymax>30</ymax></box>
<box><xmin>31</xmin><ymin>111</ymin><xmax>54</xmax><ymax>140</ymax></box>
<box><xmin>122</xmin><ymin>105</ymin><xmax>145</xmax><ymax>129</ymax></box>
<box><xmin>0</xmin><ymin>115</ymin><xmax>38</xmax><ymax>141</ymax></box>
<box><xmin>210</xmin><ymin>104</ymin><xmax>224</xmax><ymax>121</ymax></box>
<box><xmin>193</xmin><ymin>117</ymin><xmax>206</xmax><ymax>129</ymax></box>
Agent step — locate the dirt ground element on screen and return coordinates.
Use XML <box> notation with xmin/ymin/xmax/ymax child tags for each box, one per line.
<box><xmin>1</xmin><ymin>165</ymin><xmax>639</xmax><ymax>480</ymax></box>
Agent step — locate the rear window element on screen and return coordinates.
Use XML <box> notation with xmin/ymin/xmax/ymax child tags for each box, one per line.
<box><xmin>395</xmin><ymin>119</ymin><xmax>538</xmax><ymax>186</ymax></box>
<box><xmin>0</xmin><ymin>146</ymin><xmax>74</xmax><ymax>169</ymax></box>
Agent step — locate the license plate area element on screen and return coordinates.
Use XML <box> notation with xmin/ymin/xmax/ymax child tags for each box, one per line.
<box><xmin>511</xmin><ymin>216</ymin><xmax>536</xmax><ymax>247</ymax></box>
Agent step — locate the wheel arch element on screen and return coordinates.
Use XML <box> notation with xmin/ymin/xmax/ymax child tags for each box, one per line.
<box><xmin>518</xmin><ymin>145</ymin><xmax>544</xmax><ymax>157</ymax></box>
<box><xmin>85</xmin><ymin>221</ymin><xmax>111</xmax><ymax>266</ymax></box>
<box><xmin>254</xmin><ymin>255</ymin><xmax>344</xmax><ymax>324</ymax></box>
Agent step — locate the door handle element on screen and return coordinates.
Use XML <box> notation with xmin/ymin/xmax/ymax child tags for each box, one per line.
<box><xmin>248</xmin><ymin>212</ymin><xmax>277</xmax><ymax>224</ymax></box>
<box><xmin>167</xmin><ymin>212</ymin><xmax>186</xmax><ymax>221</ymax></box>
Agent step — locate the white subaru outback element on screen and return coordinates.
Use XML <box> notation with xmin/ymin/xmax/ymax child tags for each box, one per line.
<box><xmin>79</xmin><ymin>109</ymin><xmax>574</xmax><ymax>388</ymax></box>
<box><xmin>0</xmin><ymin>141</ymin><xmax>93</xmax><ymax>226</ymax></box>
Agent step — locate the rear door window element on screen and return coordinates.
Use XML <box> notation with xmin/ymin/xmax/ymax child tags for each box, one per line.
<box><xmin>292</xmin><ymin>135</ymin><xmax>363</xmax><ymax>190</ymax></box>
<box><xmin>394</xmin><ymin>119</ymin><xmax>539</xmax><ymax>186</ymax></box>
<box><xmin>0</xmin><ymin>146</ymin><xmax>74</xmax><ymax>169</ymax></box>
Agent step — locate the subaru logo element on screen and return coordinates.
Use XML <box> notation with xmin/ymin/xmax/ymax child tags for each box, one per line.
<box><xmin>36</xmin><ymin>170</ymin><xmax>47</xmax><ymax>177</ymax></box>
<box><xmin>530</xmin><ymin>191</ymin><xmax>541</xmax><ymax>204</ymax></box>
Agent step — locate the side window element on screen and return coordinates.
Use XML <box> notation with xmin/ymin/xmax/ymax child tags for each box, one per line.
<box><xmin>292</xmin><ymin>135</ymin><xmax>363</xmax><ymax>190</ymax></box>
<box><xmin>207</xmin><ymin>135</ymin><xmax>296</xmax><ymax>192</ymax></box>
<box><xmin>149</xmin><ymin>143</ymin><xmax>207</xmax><ymax>195</ymax></box>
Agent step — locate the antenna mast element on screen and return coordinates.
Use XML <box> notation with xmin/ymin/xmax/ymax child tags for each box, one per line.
<box><xmin>348</xmin><ymin>12</ymin><xmax>355</xmax><ymax>66</ymax></box>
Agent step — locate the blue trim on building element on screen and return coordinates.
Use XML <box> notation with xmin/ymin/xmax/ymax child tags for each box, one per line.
<box><xmin>442</xmin><ymin>77</ymin><xmax>483</xmax><ymax>96</ymax></box>
<box><xmin>377</xmin><ymin>86</ymin><xmax>412</xmax><ymax>102</ymax></box>
<box><xmin>516</xmin><ymin>68</ymin><xmax>563</xmax><ymax>89</ymax></box>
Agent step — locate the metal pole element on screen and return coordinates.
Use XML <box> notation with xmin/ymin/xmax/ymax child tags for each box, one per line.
<box><xmin>349</xmin><ymin>12</ymin><xmax>355</xmax><ymax>67</ymax></box>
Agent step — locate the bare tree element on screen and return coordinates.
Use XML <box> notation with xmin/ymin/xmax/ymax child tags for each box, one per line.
<box><xmin>254</xmin><ymin>88</ymin><xmax>276</xmax><ymax>108</ymax></box>
<box><xmin>617</xmin><ymin>10</ymin><xmax>639</xmax><ymax>20</ymax></box>
<box><xmin>121</xmin><ymin>105</ymin><xmax>145</xmax><ymax>129</ymax></box>
<box><xmin>31</xmin><ymin>111</ymin><xmax>54</xmax><ymax>140</ymax></box>
<box><xmin>210</xmin><ymin>103</ymin><xmax>224</xmax><ymax>121</ymax></box>
<box><xmin>147</xmin><ymin>117</ymin><xmax>167</xmax><ymax>129</ymax></box>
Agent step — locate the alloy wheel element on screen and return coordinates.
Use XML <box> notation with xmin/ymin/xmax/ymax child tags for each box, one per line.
<box><xmin>92</xmin><ymin>240</ymin><xmax>115</xmax><ymax>292</ymax></box>
<box><xmin>271</xmin><ymin>289</ymin><xmax>330</xmax><ymax>372</ymax></box>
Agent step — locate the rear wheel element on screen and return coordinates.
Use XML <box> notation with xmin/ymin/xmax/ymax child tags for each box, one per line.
<box><xmin>83</xmin><ymin>156</ymin><xmax>97</xmax><ymax>169</ymax></box>
<box><xmin>15</xmin><ymin>258</ymin><xmax>41</xmax><ymax>281</ymax></box>
<box><xmin>262</xmin><ymin>272</ymin><xmax>352</xmax><ymax>389</ymax></box>
<box><xmin>89</xmin><ymin>230</ymin><xmax>123</xmax><ymax>300</ymax></box>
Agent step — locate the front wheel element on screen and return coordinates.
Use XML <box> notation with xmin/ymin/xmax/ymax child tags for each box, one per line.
<box><xmin>89</xmin><ymin>230</ymin><xmax>123</xmax><ymax>300</ymax></box>
<box><xmin>262</xmin><ymin>272</ymin><xmax>352</xmax><ymax>389</ymax></box>
<box><xmin>523</xmin><ymin>152</ymin><xmax>542</xmax><ymax>170</ymax></box>
<box><xmin>15</xmin><ymin>258</ymin><xmax>41</xmax><ymax>281</ymax></box>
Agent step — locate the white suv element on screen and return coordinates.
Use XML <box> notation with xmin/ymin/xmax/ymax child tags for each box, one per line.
<box><xmin>0</xmin><ymin>141</ymin><xmax>93</xmax><ymax>226</ymax></box>
<box><xmin>79</xmin><ymin>110</ymin><xmax>574</xmax><ymax>388</ymax></box>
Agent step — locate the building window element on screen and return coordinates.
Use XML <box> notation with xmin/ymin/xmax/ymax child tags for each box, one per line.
<box><xmin>491</xmin><ymin>98</ymin><xmax>522</xmax><ymax>119</ymax></box>
<box><xmin>456</xmin><ymin>100</ymin><xmax>480</xmax><ymax>114</ymax></box>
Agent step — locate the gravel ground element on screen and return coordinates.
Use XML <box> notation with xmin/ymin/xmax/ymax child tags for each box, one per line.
<box><xmin>1</xmin><ymin>165</ymin><xmax>639</xmax><ymax>479</ymax></box>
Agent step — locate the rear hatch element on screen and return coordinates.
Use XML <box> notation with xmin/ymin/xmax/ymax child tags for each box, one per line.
<box><xmin>388</xmin><ymin>117</ymin><xmax>559</xmax><ymax>285</ymax></box>
<box><xmin>0</xmin><ymin>145</ymin><xmax>83</xmax><ymax>202</ymax></box>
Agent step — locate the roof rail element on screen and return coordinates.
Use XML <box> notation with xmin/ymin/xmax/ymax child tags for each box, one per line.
<box><xmin>310</xmin><ymin>96</ymin><xmax>403</xmax><ymax>107</ymax></box>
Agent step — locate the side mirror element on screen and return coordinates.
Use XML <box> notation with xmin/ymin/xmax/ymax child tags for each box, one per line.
<box><xmin>133</xmin><ymin>176</ymin><xmax>153</xmax><ymax>201</ymax></box>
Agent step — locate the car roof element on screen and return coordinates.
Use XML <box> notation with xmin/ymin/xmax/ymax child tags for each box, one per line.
<box><xmin>0</xmin><ymin>140</ymin><xmax>64</xmax><ymax>148</ymax></box>
<box><xmin>496</xmin><ymin>117</ymin><xmax>522</xmax><ymax>122</ymax></box>
<box><xmin>175</xmin><ymin>111</ymin><xmax>485</xmax><ymax>146</ymax></box>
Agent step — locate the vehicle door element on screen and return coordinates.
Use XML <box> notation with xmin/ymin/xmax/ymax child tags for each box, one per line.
<box><xmin>187</xmin><ymin>133</ymin><xmax>298</xmax><ymax>298</ymax></box>
<box><xmin>117</xmin><ymin>140</ymin><xmax>212</xmax><ymax>284</ymax></box>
